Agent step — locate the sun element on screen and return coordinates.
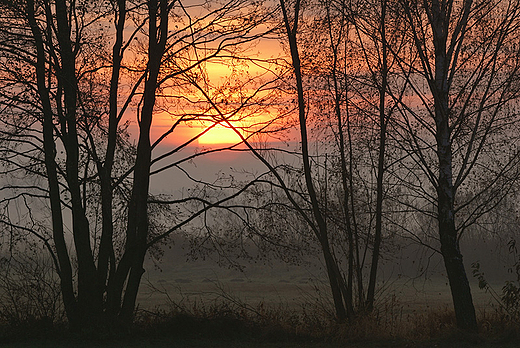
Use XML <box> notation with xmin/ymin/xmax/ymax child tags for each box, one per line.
<box><xmin>197</xmin><ymin>123</ymin><xmax>243</xmax><ymax>146</ymax></box>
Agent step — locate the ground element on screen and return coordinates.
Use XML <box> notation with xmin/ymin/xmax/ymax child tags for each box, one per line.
<box><xmin>5</xmin><ymin>336</ymin><xmax>520</xmax><ymax>348</ymax></box>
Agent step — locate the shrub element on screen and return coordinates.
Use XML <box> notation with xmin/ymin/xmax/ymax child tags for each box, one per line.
<box><xmin>0</xmin><ymin>247</ymin><xmax>64</xmax><ymax>336</ymax></box>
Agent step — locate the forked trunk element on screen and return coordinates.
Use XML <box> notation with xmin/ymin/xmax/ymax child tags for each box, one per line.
<box><xmin>280</xmin><ymin>0</ymin><xmax>348</xmax><ymax>320</ymax></box>
<box><xmin>366</xmin><ymin>0</ymin><xmax>389</xmax><ymax>311</ymax></box>
<box><xmin>429</xmin><ymin>0</ymin><xmax>478</xmax><ymax>332</ymax></box>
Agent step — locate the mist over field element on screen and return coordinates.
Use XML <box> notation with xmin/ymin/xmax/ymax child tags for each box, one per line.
<box><xmin>140</xmin><ymin>232</ymin><xmax>515</xmax><ymax>312</ymax></box>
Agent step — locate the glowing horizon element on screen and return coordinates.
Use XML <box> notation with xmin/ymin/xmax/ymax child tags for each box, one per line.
<box><xmin>197</xmin><ymin>122</ymin><xmax>243</xmax><ymax>145</ymax></box>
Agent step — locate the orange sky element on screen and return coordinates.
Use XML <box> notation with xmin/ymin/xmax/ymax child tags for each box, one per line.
<box><xmin>146</xmin><ymin>59</ymin><xmax>282</xmax><ymax>151</ymax></box>
<box><xmin>149</xmin><ymin>33</ymin><xmax>283</xmax><ymax>148</ymax></box>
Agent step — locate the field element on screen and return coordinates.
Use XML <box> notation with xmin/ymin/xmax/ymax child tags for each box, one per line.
<box><xmin>136</xmin><ymin>247</ymin><xmax>498</xmax><ymax>316</ymax></box>
<box><xmin>5</xmin><ymin>265</ymin><xmax>518</xmax><ymax>348</ymax></box>
<box><xmin>3</xmin><ymin>243</ymin><xmax>518</xmax><ymax>347</ymax></box>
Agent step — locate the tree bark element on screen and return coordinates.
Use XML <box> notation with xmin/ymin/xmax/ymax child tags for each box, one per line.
<box><xmin>97</xmin><ymin>0</ymin><xmax>126</xmax><ymax>308</ymax></box>
<box><xmin>54</xmin><ymin>0</ymin><xmax>101</xmax><ymax>326</ymax></box>
<box><xmin>367</xmin><ymin>0</ymin><xmax>388</xmax><ymax>312</ymax></box>
<box><xmin>26</xmin><ymin>0</ymin><xmax>78</xmax><ymax>329</ymax></box>
<box><xmin>436</xmin><ymin>111</ymin><xmax>477</xmax><ymax>331</ymax></box>
<box><xmin>399</xmin><ymin>0</ymin><xmax>479</xmax><ymax>331</ymax></box>
<box><xmin>325</xmin><ymin>1</ymin><xmax>355</xmax><ymax>318</ymax></box>
<box><xmin>280</xmin><ymin>0</ymin><xmax>347</xmax><ymax>320</ymax></box>
<box><xmin>115</xmin><ymin>0</ymin><xmax>168</xmax><ymax>325</ymax></box>
<box><xmin>431</xmin><ymin>0</ymin><xmax>478</xmax><ymax>330</ymax></box>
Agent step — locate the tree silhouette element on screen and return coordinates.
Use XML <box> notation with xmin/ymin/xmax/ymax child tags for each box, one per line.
<box><xmin>0</xmin><ymin>0</ymin><xmax>273</xmax><ymax>331</ymax></box>
<box><xmin>395</xmin><ymin>0</ymin><xmax>520</xmax><ymax>331</ymax></box>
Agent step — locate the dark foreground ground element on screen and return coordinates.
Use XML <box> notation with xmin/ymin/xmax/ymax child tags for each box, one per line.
<box><xmin>4</xmin><ymin>335</ymin><xmax>520</xmax><ymax>348</ymax></box>
<box><xmin>2</xmin><ymin>311</ymin><xmax>519</xmax><ymax>348</ymax></box>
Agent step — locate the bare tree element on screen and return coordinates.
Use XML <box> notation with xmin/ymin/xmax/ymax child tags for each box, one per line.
<box><xmin>278</xmin><ymin>0</ymin><xmax>354</xmax><ymax>320</ymax></box>
<box><xmin>264</xmin><ymin>0</ymin><xmax>407</xmax><ymax>319</ymax></box>
<box><xmin>394</xmin><ymin>0</ymin><xmax>520</xmax><ymax>331</ymax></box>
<box><xmin>0</xmin><ymin>0</ymin><xmax>274</xmax><ymax>331</ymax></box>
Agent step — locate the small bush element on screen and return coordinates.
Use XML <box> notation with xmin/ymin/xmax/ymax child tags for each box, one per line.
<box><xmin>0</xmin><ymin>248</ymin><xmax>65</xmax><ymax>340</ymax></box>
<box><xmin>472</xmin><ymin>238</ymin><xmax>520</xmax><ymax>323</ymax></box>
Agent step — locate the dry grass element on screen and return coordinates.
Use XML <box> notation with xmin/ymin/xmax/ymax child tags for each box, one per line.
<box><xmin>2</xmin><ymin>301</ymin><xmax>520</xmax><ymax>348</ymax></box>
<box><xmin>125</xmin><ymin>293</ymin><xmax>520</xmax><ymax>347</ymax></box>
<box><xmin>1</xmin><ymin>258</ymin><xmax>519</xmax><ymax>347</ymax></box>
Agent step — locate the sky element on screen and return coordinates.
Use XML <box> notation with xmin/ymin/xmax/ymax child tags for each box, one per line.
<box><xmin>125</xmin><ymin>35</ymin><xmax>290</xmax><ymax>193</ymax></box>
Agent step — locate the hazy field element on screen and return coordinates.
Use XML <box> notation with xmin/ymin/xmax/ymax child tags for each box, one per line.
<box><xmin>4</xmin><ymin>241</ymin><xmax>517</xmax><ymax>348</ymax></box>
<box><xmin>137</xmin><ymin>251</ymin><xmax>499</xmax><ymax>316</ymax></box>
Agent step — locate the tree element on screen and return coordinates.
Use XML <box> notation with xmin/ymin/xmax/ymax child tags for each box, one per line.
<box><xmin>395</xmin><ymin>0</ymin><xmax>520</xmax><ymax>331</ymax></box>
<box><xmin>267</xmin><ymin>0</ymin><xmax>407</xmax><ymax>319</ymax></box>
<box><xmin>0</xmin><ymin>0</ymin><xmax>273</xmax><ymax>331</ymax></box>
<box><xmin>278</xmin><ymin>0</ymin><xmax>354</xmax><ymax>320</ymax></box>
<box><xmin>332</xmin><ymin>0</ymin><xmax>405</xmax><ymax>312</ymax></box>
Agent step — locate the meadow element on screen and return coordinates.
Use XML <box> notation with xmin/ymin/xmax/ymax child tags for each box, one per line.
<box><xmin>1</xmin><ymin>238</ymin><xmax>518</xmax><ymax>347</ymax></box>
<box><xmin>137</xmin><ymin>237</ymin><xmax>505</xmax><ymax>317</ymax></box>
<box><xmin>5</xmin><ymin>261</ymin><xmax>517</xmax><ymax>348</ymax></box>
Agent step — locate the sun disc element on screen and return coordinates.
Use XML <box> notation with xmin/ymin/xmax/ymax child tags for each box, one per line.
<box><xmin>198</xmin><ymin>124</ymin><xmax>242</xmax><ymax>145</ymax></box>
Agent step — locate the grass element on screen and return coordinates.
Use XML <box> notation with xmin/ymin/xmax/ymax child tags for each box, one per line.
<box><xmin>2</xmin><ymin>296</ymin><xmax>520</xmax><ymax>348</ymax></box>
<box><xmin>2</xmin><ymin>255</ymin><xmax>518</xmax><ymax>347</ymax></box>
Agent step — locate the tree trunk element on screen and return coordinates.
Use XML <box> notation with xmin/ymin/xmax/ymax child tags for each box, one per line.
<box><xmin>367</xmin><ymin>0</ymin><xmax>388</xmax><ymax>311</ymax></box>
<box><xmin>55</xmin><ymin>0</ymin><xmax>102</xmax><ymax>327</ymax></box>
<box><xmin>97</xmin><ymin>0</ymin><xmax>126</xmax><ymax>308</ymax></box>
<box><xmin>112</xmin><ymin>0</ymin><xmax>169</xmax><ymax>325</ymax></box>
<box><xmin>436</xmin><ymin>125</ymin><xmax>477</xmax><ymax>331</ymax></box>
<box><xmin>428</xmin><ymin>0</ymin><xmax>478</xmax><ymax>332</ymax></box>
<box><xmin>438</xmin><ymin>205</ymin><xmax>477</xmax><ymax>331</ymax></box>
<box><xmin>321</xmin><ymin>240</ymin><xmax>348</xmax><ymax>320</ymax></box>
<box><xmin>26</xmin><ymin>0</ymin><xmax>78</xmax><ymax>329</ymax></box>
<box><xmin>326</xmin><ymin>1</ymin><xmax>355</xmax><ymax>317</ymax></box>
<box><xmin>280</xmin><ymin>0</ymin><xmax>347</xmax><ymax>320</ymax></box>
